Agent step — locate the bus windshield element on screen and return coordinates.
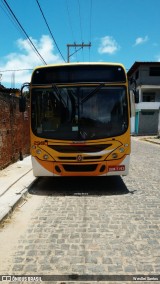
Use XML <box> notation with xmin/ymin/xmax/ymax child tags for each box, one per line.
<box><xmin>31</xmin><ymin>85</ymin><xmax>128</xmax><ymax>140</ymax></box>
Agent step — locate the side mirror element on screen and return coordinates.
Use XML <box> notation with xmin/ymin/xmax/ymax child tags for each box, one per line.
<box><xmin>19</xmin><ymin>82</ymin><xmax>30</xmax><ymax>112</ymax></box>
<box><xmin>19</xmin><ymin>96</ymin><xmax>26</xmax><ymax>112</ymax></box>
<box><xmin>135</xmin><ymin>90</ymin><xmax>139</xmax><ymax>104</ymax></box>
<box><xmin>129</xmin><ymin>78</ymin><xmax>139</xmax><ymax>103</ymax></box>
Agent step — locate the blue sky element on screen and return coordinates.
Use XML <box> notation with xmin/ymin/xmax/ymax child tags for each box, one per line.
<box><xmin>0</xmin><ymin>0</ymin><xmax>160</xmax><ymax>87</ymax></box>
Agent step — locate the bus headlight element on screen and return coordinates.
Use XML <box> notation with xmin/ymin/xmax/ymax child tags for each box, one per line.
<box><xmin>124</xmin><ymin>143</ymin><xmax>129</xmax><ymax>147</ymax></box>
<box><xmin>43</xmin><ymin>154</ymin><xmax>49</xmax><ymax>160</ymax></box>
<box><xmin>32</xmin><ymin>145</ymin><xmax>36</xmax><ymax>149</ymax></box>
<box><xmin>33</xmin><ymin>146</ymin><xmax>54</xmax><ymax>161</ymax></box>
<box><xmin>112</xmin><ymin>153</ymin><xmax>118</xmax><ymax>159</ymax></box>
<box><xmin>119</xmin><ymin>147</ymin><xmax>125</xmax><ymax>153</ymax></box>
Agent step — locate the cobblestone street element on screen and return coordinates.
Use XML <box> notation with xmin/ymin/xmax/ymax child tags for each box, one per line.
<box><xmin>0</xmin><ymin>137</ymin><xmax>160</xmax><ymax>283</ymax></box>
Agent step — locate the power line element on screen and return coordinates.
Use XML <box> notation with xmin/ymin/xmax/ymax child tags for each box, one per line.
<box><xmin>2</xmin><ymin>0</ymin><xmax>47</xmax><ymax>65</ymax></box>
<box><xmin>36</xmin><ymin>0</ymin><xmax>66</xmax><ymax>63</ymax></box>
<box><xmin>89</xmin><ymin>0</ymin><xmax>92</xmax><ymax>43</ymax></box>
<box><xmin>0</xmin><ymin>1</ymin><xmax>24</xmax><ymax>37</ymax></box>
<box><xmin>77</xmin><ymin>0</ymin><xmax>84</xmax><ymax>61</ymax></box>
<box><xmin>0</xmin><ymin>69</ymin><xmax>33</xmax><ymax>72</ymax></box>
<box><xmin>66</xmin><ymin>0</ymin><xmax>78</xmax><ymax>62</ymax></box>
<box><xmin>89</xmin><ymin>0</ymin><xmax>92</xmax><ymax>62</ymax></box>
<box><xmin>66</xmin><ymin>0</ymin><xmax>75</xmax><ymax>43</ymax></box>
<box><xmin>66</xmin><ymin>0</ymin><xmax>92</xmax><ymax>63</ymax></box>
<box><xmin>77</xmin><ymin>0</ymin><xmax>83</xmax><ymax>42</ymax></box>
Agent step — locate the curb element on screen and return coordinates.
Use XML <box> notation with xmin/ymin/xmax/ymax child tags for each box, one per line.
<box><xmin>141</xmin><ymin>138</ymin><xmax>160</xmax><ymax>146</ymax></box>
<box><xmin>0</xmin><ymin>188</ymin><xmax>28</xmax><ymax>224</ymax></box>
<box><xmin>0</xmin><ymin>171</ymin><xmax>37</xmax><ymax>223</ymax></box>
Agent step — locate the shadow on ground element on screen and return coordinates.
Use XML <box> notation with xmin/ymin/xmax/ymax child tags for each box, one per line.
<box><xmin>28</xmin><ymin>176</ymin><xmax>133</xmax><ymax>196</ymax></box>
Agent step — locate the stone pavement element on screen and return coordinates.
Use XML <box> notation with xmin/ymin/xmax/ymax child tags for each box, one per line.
<box><xmin>2</xmin><ymin>136</ymin><xmax>159</xmax><ymax>282</ymax></box>
<box><xmin>0</xmin><ymin>136</ymin><xmax>160</xmax><ymax>283</ymax></box>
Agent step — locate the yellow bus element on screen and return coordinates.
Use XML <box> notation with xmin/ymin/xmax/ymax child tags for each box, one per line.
<box><xmin>20</xmin><ymin>62</ymin><xmax>131</xmax><ymax>177</ymax></box>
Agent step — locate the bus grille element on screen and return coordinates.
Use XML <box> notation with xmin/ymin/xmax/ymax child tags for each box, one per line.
<box><xmin>63</xmin><ymin>164</ymin><xmax>97</xmax><ymax>172</ymax></box>
<box><xmin>58</xmin><ymin>156</ymin><xmax>102</xmax><ymax>161</ymax></box>
<box><xmin>48</xmin><ymin>144</ymin><xmax>112</xmax><ymax>153</ymax></box>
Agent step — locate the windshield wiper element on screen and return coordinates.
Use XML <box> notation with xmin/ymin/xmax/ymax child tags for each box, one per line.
<box><xmin>52</xmin><ymin>84</ymin><xmax>66</xmax><ymax>107</ymax></box>
<box><xmin>81</xmin><ymin>83</ymin><xmax>105</xmax><ymax>104</ymax></box>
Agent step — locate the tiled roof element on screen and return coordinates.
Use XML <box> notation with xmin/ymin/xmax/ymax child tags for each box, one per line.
<box><xmin>0</xmin><ymin>86</ymin><xmax>19</xmax><ymax>93</ymax></box>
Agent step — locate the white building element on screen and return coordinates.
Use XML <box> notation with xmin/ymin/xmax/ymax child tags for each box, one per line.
<box><xmin>128</xmin><ymin>62</ymin><xmax>160</xmax><ymax>135</ymax></box>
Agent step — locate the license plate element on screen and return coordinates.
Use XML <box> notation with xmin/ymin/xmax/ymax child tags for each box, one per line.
<box><xmin>108</xmin><ymin>165</ymin><xmax>125</xmax><ymax>172</ymax></box>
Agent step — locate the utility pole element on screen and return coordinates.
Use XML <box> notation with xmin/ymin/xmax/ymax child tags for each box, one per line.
<box><xmin>67</xmin><ymin>42</ymin><xmax>91</xmax><ymax>63</ymax></box>
<box><xmin>11</xmin><ymin>72</ymin><xmax>15</xmax><ymax>88</ymax></box>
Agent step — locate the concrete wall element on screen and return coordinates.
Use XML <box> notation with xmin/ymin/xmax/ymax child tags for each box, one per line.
<box><xmin>0</xmin><ymin>92</ymin><xmax>30</xmax><ymax>169</ymax></box>
<box><xmin>138</xmin><ymin>110</ymin><xmax>158</xmax><ymax>135</ymax></box>
<box><xmin>136</xmin><ymin>65</ymin><xmax>160</xmax><ymax>86</ymax></box>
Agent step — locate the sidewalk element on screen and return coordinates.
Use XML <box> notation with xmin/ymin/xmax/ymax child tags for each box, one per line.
<box><xmin>142</xmin><ymin>136</ymin><xmax>160</xmax><ymax>145</ymax></box>
<box><xmin>133</xmin><ymin>135</ymin><xmax>160</xmax><ymax>145</ymax></box>
<box><xmin>0</xmin><ymin>156</ymin><xmax>36</xmax><ymax>222</ymax></box>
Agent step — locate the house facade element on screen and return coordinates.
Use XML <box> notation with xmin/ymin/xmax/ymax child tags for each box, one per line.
<box><xmin>128</xmin><ymin>62</ymin><xmax>160</xmax><ymax>135</ymax></box>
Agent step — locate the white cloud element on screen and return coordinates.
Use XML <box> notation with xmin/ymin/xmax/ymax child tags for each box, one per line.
<box><xmin>134</xmin><ymin>36</ymin><xmax>149</xmax><ymax>46</ymax></box>
<box><xmin>98</xmin><ymin>36</ymin><xmax>120</xmax><ymax>55</ymax></box>
<box><xmin>156</xmin><ymin>55</ymin><xmax>160</xmax><ymax>62</ymax></box>
<box><xmin>0</xmin><ymin>35</ymin><xmax>63</xmax><ymax>87</ymax></box>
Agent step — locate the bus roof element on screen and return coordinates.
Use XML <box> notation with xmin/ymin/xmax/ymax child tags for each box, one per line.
<box><xmin>33</xmin><ymin>62</ymin><xmax>126</xmax><ymax>71</ymax></box>
<box><xmin>31</xmin><ymin>62</ymin><xmax>127</xmax><ymax>85</ymax></box>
